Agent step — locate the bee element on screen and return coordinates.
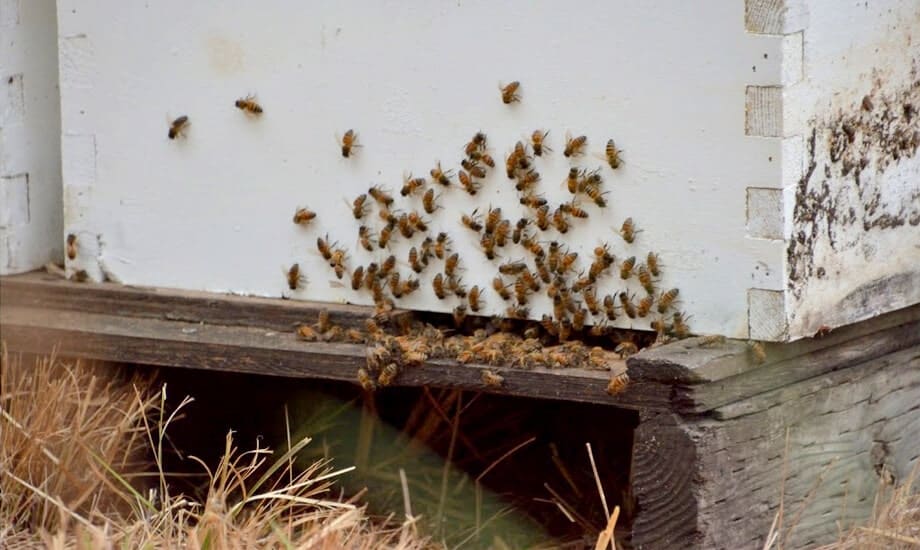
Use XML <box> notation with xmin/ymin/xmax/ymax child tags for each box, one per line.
<box><xmin>506</xmin><ymin>306</ymin><xmax>530</xmax><ymax>319</ymax></box>
<box><xmin>459</xmin><ymin>170</ymin><xmax>479</xmax><ymax>195</ymax></box>
<box><xmin>552</xmin><ymin>208</ymin><xmax>569</xmax><ymax>233</ymax></box>
<box><xmin>467</xmin><ymin>164</ymin><xmax>487</xmax><ymax>179</ymax></box>
<box><xmin>465</xmin><ymin>132</ymin><xmax>488</xmax><ymax>156</ymax></box>
<box><xmin>603</xmin><ymin>294</ymin><xmax>618</xmax><ymax>321</ymax></box>
<box><xmin>564</xmin><ymin>133</ymin><xmax>588</xmax><ymax>157</ymax></box>
<box><xmin>647</xmin><ymin>252</ymin><xmax>662</xmax><ymax>277</ymax></box>
<box><xmin>506</xmin><ymin>149</ymin><xmax>522</xmax><ymax>178</ymax></box>
<box><xmin>604</xmin><ymin>372</ymin><xmax>629</xmax><ymax>395</ymax></box>
<box><xmin>317</xmin><ymin>235</ymin><xmax>334</xmax><ymax>261</ymax></box>
<box><xmin>351</xmin><ymin>266</ymin><xmax>364</xmax><ymax>290</ymax></box>
<box><xmin>408</xmin><ymin>247</ymin><xmax>425</xmax><ymax>273</ymax></box>
<box><xmin>619</xmin><ymin>217</ymin><xmax>638</xmax><ymax>243</ymax></box>
<box><xmin>378</xmin><ymin>221</ymin><xmax>394</xmax><ymax>248</ymax></box>
<box><xmin>637</xmin><ymin>265</ymin><xmax>655</xmax><ymax>294</ymax></box>
<box><xmin>657</xmin><ymin>288</ymin><xmax>680</xmax><ymax>313</ymax></box>
<box><xmin>462</xmin><ymin>209</ymin><xmax>483</xmax><ymax>232</ymax></box>
<box><xmin>445</xmin><ymin>253</ymin><xmax>460</xmax><ymax>278</ymax></box>
<box><xmin>66</xmin><ymin>234</ymin><xmax>78</xmax><ymax>260</ymax></box>
<box><xmin>341</xmin><ymin>129</ymin><xmax>360</xmax><ymax>158</ymax></box>
<box><xmin>533</xmin><ymin>205</ymin><xmax>550</xmax><ymax>231</ymax></box>
<box><xmin>468</xmin><ymin>285</ymin><xmax>484</xmax><ymax>312</ymax></box>
<box><xmin>364</xmin><ymin>263</ymin><xmax>379</xmax><ymax>289</ymax></box>
<box><xmin>497</xmin><ymin>260</ymin><xmax>526</xmax><ymax>276</ymax></box>
<box><xmin>397</xmin><ymin>214</ymin><xmax>416</xmax><ymax>238</ymax></box>
<box><xmin>584</xmin><ymin>183</ymin><xmax>608</xmax><ymax>208</ymax></box>
<box><xmin>559</xmin><ymin>251</ymin><xmax>579</xmax><ymax>275</ymax></box>
<box><xmin>589</xmin><ymin>322</ymin><xmax>609</xmax><ymax>338</ymax></box>
<box><xmin>449</xmin><ymin>275</ymin><xmax>468</xmax><ymax>298</ymax></box>
<box><xmin>534</xmin><ymin>256</ymin><xmax>551</xmax><ymax>283</ymax></box>
<box><xmin>356</xmin><ymin>368</ymin><xmax>376</xmax><ymax>391</ymax></box>
<box><xmin>513</xmin><ymin>277</ymin><xmax>531</xmax><ymax>304</ymax></box>
<box><xmin>512</xmin><ymin>218</ymin><xmax>530</xmax><ymax>244</ymax></box>
<box><xmin>583</xmin><ymin>287</ymin><xmax>600</xmax><ymax>315</ymax></box>
<box><xmin>378</xmin><ymin>363</ymin><xmax>399</xmax><ymax>387</ymax></box>
<box><xmin>397</xmin><ymin>278</ymin><xmax>420</xmax><ymax>298</ymax></box>
<box><xmin>671</xmin><ymin>312</ymin><xmax>691</xmax><ymax>339</ymax></box>
<box><xmin>358</xmin><ymin>225</ymin><xmax>376</xmax><ymax>251</ymax></box>
<box><xmin>748</xmin><ymin>341</ymin><xmax>767</xmax><ymax>364</ymax></box>
<box><xmin>168</xmin><ymin>115</ymin><xmax>190</xmax><ymax>139</ymax></box>
<box><xmin>407</xmin><ymin>211</ymin><xmax>428</xmax><ymax>232</ymax></box>
<box><xmin>619</xmin><ymin>292</ymin><xmax>637</xmax><ymax>319</ymax></box>
<box><xmin>296</xmin><ymin>324</ymin><xmax>319</xmax><ymax>342</ymax></box>
<box><xmin>471</xmin><ymin>151</ymin><xmax>496</xmax><ymax>168</ymax></box>
<box><xmin>561</xmin><ymin>200</ymin><xmax>589</xmax><ymax>219</ymax></box>
<box><xmin>493</xmin><ymin>277</ymin><xmax>512</xmax><ymax>300</ymax></box>
<box><xmin>620</xmin><ymin>256</ymin><xmax>636</xmax><ymax>280</ymax></box>
<box><xmin>453</xmin><ymin>305</ymin><xmax>468</xmax><ymax>326</ymax></box>
<box><xmin>494</xmin><ymin>219</ymin><xmax>511</xmax><ymax>247</ymax></box>
<box><xmin>481</xmin><ymin>369</ymin><xmax>504</xmax><ymax>387</ymax></box>
<box><xmin>430</xmin><ymin>162</ymin><xmax>453</xmax><ymax>186</ymax></box>
<box><xmin>565</xmin><ymin>167</ymin><xmax>580</xmax><ymax>194</ymax></box>
<box><xmin>380</xmin><ymin>254</ymin><xmax>397</xmax><ymax>277</ymax></box>
<box><xmin>572</xmin><ymin>275</ymin><xmax>593</xmax><ymax>292</ymax></box>
<box><xmin>316</xmin><ymin>309</ymin><xmax>332</xmax><ymax>333</ymax></box>
<box><xmin>351</xmin><ymin>194</ymin><xmax>369</xmax><ymax>219</ymax></box>
<box><xmin>485</xmin><ymin>206</ymin><xmax>503</xmax><ymax>234</ymax></box>
<box><xmin>552</xmin><ymin>294</ymin><xmax>566</xmax><ymax>321</ymax></box>
<box><xmin>401</xmin><ymin>174</ymin><xmax>427</xmax><ymax>197</ymax></box>
<box><xmin>433</xmin><ymin>273</ymin><xmax>447</xmax><ymax>299</ymax></box>
<box><xmin>557</xmin><ymin>318</ymin><xmax>573</xmax><ymax>342</ymax></box>
<box><xmin>522</xmin><ymin>235</ymin><xmax>545</xmax><ymax>258</ymax></box>
<box><xmin>637</xmin><ymin>295</ymin><xmax>654</xmax><ymax>317</ymax></box>
<box><xmin>519</xmin><ymin>193</ymin><xmax>547</xmax><ymax>209</ymax></box>
<box><xmin>378</xmin><ymin>207</ymin><xmax>397</xmax><ymax>226</ymax></box>
<box><xmin>286</xmin><ymin>263</ymin><xmax>306</xmax><ymax>290</ymax></box>
<box><xmin>615</xmin><ymin>340</ymin><xmax>639</xmax><ymax>358</ymax></box>
<box><xmin>540</xmin><ymin>314</ymin><xmax>558</xmax><ymax>336</ymax></box>
<box><xmin>368</xmin><ymin>185</ymin><xmax>394</xmax><ymax>207</ymax></box>
<box><xmin>480</xmin><ymin>232</ymin><xmax>497</xmax><ymax>259</ymax></box>
<box><xmin>572</xmin><ymin>308</ymin><xmax>587</xmax><ymax>331</ymax></box>
<box><xmin>515</xmin><ymin>169</ymin><xmax>541</xmax><ymax>192</ymax></box>
<box><xmin>434</xmin><ymin>232</ymin><xmax>450</xmax><ymax>259</ymax></box>
<box><xmin>500</xmin><ymin>81</ymin><xmax>521</xmax><ymax>104</ymax></box>
<box><xmin>605</xmin><ymin>139</ymin><xmax>623</xmax><ymax>169</ymax></box>
<box><xmin>547</xmin><ymin>241</ymin><xmax>562</xmax><ymax>272</ymax></box>
<box><xmin>234</xmin><ymin>95</ymin><xmax>263</xmax><ymax>114</ymax></box>
<box><xmin>388</xmin><ymin>271</ymin><xmax>402</xmax><ymax>296</ymax></box>
<box><xmin>531</xmin><ymin>129</ymin><xmax>550</xmax><ymax>156</ymax></box>
<box><xmin>650</xmin><ymin>317</ymin><xmax>670</xmax><ymax>337</ymax></box>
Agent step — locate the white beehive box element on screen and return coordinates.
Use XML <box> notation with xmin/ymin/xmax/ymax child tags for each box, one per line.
<box><xmin>55</xmin><ymin>0</ymin><xmax>920</xmax><ymax>342</ymax></box>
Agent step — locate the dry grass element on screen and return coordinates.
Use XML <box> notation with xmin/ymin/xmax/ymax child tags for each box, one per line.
<box><xmin>0</xmin><ymin>349</ymin><xmax>438</xmax><ymax>549</ymax></box>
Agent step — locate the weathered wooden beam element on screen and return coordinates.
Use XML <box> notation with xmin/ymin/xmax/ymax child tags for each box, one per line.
<box><xmin>0</xmin><ymin>305</ymin><xmax>670</xmax><ymax>409</ymax></box>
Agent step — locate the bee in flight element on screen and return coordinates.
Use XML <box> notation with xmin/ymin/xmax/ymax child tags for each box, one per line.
<box><xmin>168</xmin><ymin>115</ymin><xmax>190</xmax><ymax>139</ymax></box>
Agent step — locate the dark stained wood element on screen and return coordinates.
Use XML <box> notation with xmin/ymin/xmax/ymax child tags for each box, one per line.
<box><xmin>0</xmin><ymin>305</ymin><xmax>671</xmax><ymax>410</ymax></box>
<box><xmin>0</xmin><ymin>270</ymin><xmax>408</xmax><ymax>332</ymax></box>
<box><xmin>630</xmin><ymin>411</ymin><xmax>702</xmax><ymax>549</ymax></box>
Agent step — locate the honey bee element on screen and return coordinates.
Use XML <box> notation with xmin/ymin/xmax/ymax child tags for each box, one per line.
<box><xmin>500</xmin><ymin>81</ymin><xmax>521</xmax><ymax>104</ymax></box>
<box><xmin>465</xmin><ymin>132</ymin><xmax>488</xmax><ymax>156</ymax></box>
<box><xmin>368</xmin><ymin>185</ymin><xmax>394</xmax><ymax>207</ymax></box>
<box><xmin>397</xmin><ymin>214</ymin><xmax>416</xmax><ymax>238</ymax></box>
<box><xmin>552</xmin><ymin>208</ymin><xmax>569</xmax><ymax>233</ymax></box>
<box><xmin>506</xmin><ymin>306</ymin><xmax>530</xmax><ymax>319</ymax></box>
<box><xmin>408</xmin><ymin>246</ymin><xmax>425</xmax><ymax>273</ymax></box>
<box><xmin>516</xmin><ymin>169</ymin><xmax>541</xmax><ymax>192</ymax></box>
<box><xmin>494</xmin><ymin>219</ymin><xmax>511</xmax><ymax>247</ymax></box>
<box><xmin>481</xmin><ymin>369</ymin><xmax>505</xmax><ymax>387</ymax></box>
<box><xmin>358</xmin><ymin>225</ymin><xmax>376</xmax><ymax>251</ymax></box>
<box><xmin>493</xmin><ymin>276</ymin><xmax>512</xmax><ymax>300</ymax></box>
<box><xmin>522</xmin><ymin>235</ymin><xmax>545</xmax><ymax>258</ymax></box>
<box><xmin>453</xmin><ymin>305</ymin><xmax>468</xmax><ymax>326</ymax></box>
<box><xmin>449</xmin><ymin>275</ymin><xmax>468</xmax><ymax>298</ymax></box>
<box><xmin>514</xmin><ymin>277</ymin><xmax>531</xmax><ymax>304</ymax></box>
<box><xmin>559</xmin><ymin>251</ymin><xmax>579</xmax><ymax>275</ymax></box>
<box><xmin>462</xmin><ymin>209</ymin><xmax>483</xmax><ymax>232</ymax></box>
<box><xmin>619</xmin><ymin>292</ymin><xmax>637</xmax><ymax>319</ymax></box>
<box><xmin>351</xmin><ymin>266</ymin><xmax>364</xmax><ymax>290</ymax></box>
<box><xmin>605</xmin><ymin>139</ymin><xmax>623</xmax><ymax>169</ymax></box>
<box><xmin>656</xmin><ymin>288</ymin><xmax>679</xmax><ymax>314</ymax></box>
<box><xmin>534</xmin><ymin>256</ymin><xmax>551</xmax><ymax>283</ymax></box>
<box><xmin>471</xmin><ymin>151</ymin><xmax>496</xmax><ymax>168</ymax></box>
<box><xmin>380</xmin><ymin>254</ymin><xmax>397</xmax><ymax>277</ymax></box>
<box><xmin>485</xmin><ymin>206</ymin><xmax>503</xmax><ymax>234</ymax></box>
<box><xmin>615</xmin><ymin>341</ymin><xmax>639</xmax><ymax>358</ymax></box>
<box><xmin>748</xmin><ymin>341</ymin><xmax>767</xmax><ymax>364</ymax></box>
<box><xmin>637</xmin><ymin>295</ymin><xmax>654</xmax><ymax>317</ymax></box>
<box><xmin>379</xmin><ymin>221</ymin><xmax>395</xmax><ymax>248</ymax></box>
<box><xmin>388</xmin><ymin>271</ymin><xmax>402</xmax><ymax>296</ymax></box>
<box><xmin>619</xmin><ymin>256</ymin><xmax>636</xmax><ymax>280</ymax></box>
<box><xmin>296</xmin><ymin>324</ymin><xmax>319</xmax><ymax>342</ymax></box>
<box><xmin>356</xmin><ymin>368</ymin><xmax>376</xmax><ymax>390</ymax></box>
<box><xmin>557</xmin><ymin>318</ymin><xmax>573</xmax><ymax>342</ymax></box>
<box><xmin>647</xmin><ymin>252</ymin><xmax>661</xmax><ymax>277</ymax></box>
<box><xmin>572</xmin><ymin>308</ymin><xmax>587</xmax><ymax>331</ymax></box>
<box><xmin>364</xmin><ymin>263</ymin><xmax>379</xmax><ymax>289</ymax></box>
<box><xmin>650</xmin><ymin>317</ymin><xmax>670</xmax><ymax>337</ymax></box>
<box><xmin>540</xmin><ymin>314</ymin><xmax>558</xmax><ymax>336</ymax></box>
<box><xmin>400</xmin><ymin>174</ymin><xmax>426</xmax><ymax>196</ymax></box>
<box><xmin>341</xmin><ymin>129</ymin><xmax>360</xmax><ymax>158</ymax></box>
<box><xmin>286</xmin><ymin>263</ymin><xmax>306</xmax><ymax>290</ymax></box>
<box><xmin>583</xmin><ymin>287</ymin><xmax>600</xmax><ymax>315</ymax></box>
<box><xmin>66</xmin><ymin>234</ymin><xmax>78</xmax><ymax>260</ymax></box>
<box><xmin>619</xmin><ymin>217</ymin><xmax>638</xmax><ymax>243</ymax></box>
<box><xmin>564</xmin><ymin>133</ymin><xmax>588</xmax><ymax>158</ymax></box>
<box><xmin>583</xmin><ymin>183</ymin><xmax>608</xmax><ymax>208</ymax></box>
<box><xmin>517</xmin><ymin>194</ymin><xmax>545</xmax><ymax>210</ymax></box>
<box><xmin>433</xmin><ymin>273</ymin><xmax>447</xmax><ymax>299</ymax></box>
<box><xmin>637</xmin><ymin>265</ymin><xmax>655</xmax><ymax>294</ymax></box>
<box><xmin>168</xmin><ymin>115</ymin><xmax>190</xmax><ymax>139</ymax></box>
<box><xmin>445</xmin><ymin>253</ymin><xmax>460</xmax><ymax>277</ymax></box>
<box><xmin>378</xmin><ymin>363</ymin><xmax>399</xmax><ymax>386</ymax></box>
<box><xmin>317</xmin><ymin>235</ymin><xmax>334</xmax><ymax>260</ymax></box>
<box><xmin>459</xmin><ymin>170</ymin><xmax>479</xmax><ymax>195</ymax></box>
<box><xmin>430</xmin><ymin>162</ymin><xmax>453</xmax><ymax>186</ymax></box>
<box><xmin>234</xmin><ymin>95</ymin><xmax>263</xmax><ymax>114</ymax></box>
<box><xmin>352</xmin><ymin>194</ymin><xmax>369</xmax><ymax>219</ymax></box>
<box><xmin>561</xmin><ymin>200</ymin><xmax>589</xmax><ymax>219</ymax></box>
<box><xmin>548</xmin><ymin>241</ymin><xmax>561</xmax><ymax>272</ymax></box>
<box><xmin>407</xmin><ymin>211</ymin><xmax>428</xmax><ymax>232</ymax></box>
<box><xmin>552</xmin><ymin>294</ymin><xmax>566</xmax><ymax>321</ymax></box>
<box><xmin>606</xmin><ymin>372</ymin><xmax>629</xmax><ymax>395</ymax></box>
<box><xmin>468</xmin><ymin>164</ymin><xmax>487</xmax><ymax>179</ymax></box>
<box><xmin>531</xmin><ymin>129</ymin><xmax>550</xmax><ymax>156</ymax></box>
<box><xmin>513</xmin><ymin>218</ymin><xmax>530</xmax><ymax>244</ymax></box>
<box><xmin>422</xmin><ymin>188</ymin><xmax>440</xmax><ymax>214</ymax></box>
<box><xmin>565</xmin><ymin>168</ymin><xmax>580</xmax><ymax>194</ymax></box>
<box><xmin>434</xmin><ymin>232</ymin><xmax>450</xmax><ymax>259</ymax></box>
<box><xmin>671</xmin><ymin>312</ymin><xmax>691</xmax><ymax>339</ymax></box>
<box><xmin>397</xmin><ymin>278</ymin><xmax>420</xmax><ymax>298</ymax></box>
<box><xmin>316</xmin><ymin>309</ymin><xmax>331</xmax><ymax>333</ymax></box>
<box><xmin>480</xmin><ymin>232</ymin><xmax>497</xmax><ymax>260</ymax></box>
<box><xmin>498</xmin><ymin>260</ymin><xmax>527</xmax><ymax>276</ymax></box>
<box><xmin>468</xmin><ymin>285</ymin><xmax>484</xmax><ymax>312</ymax></box>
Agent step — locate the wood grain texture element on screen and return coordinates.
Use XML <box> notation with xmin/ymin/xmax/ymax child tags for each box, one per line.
<box><xmin>0</xmin><ymin>305</ymin><xmax>669</xmax><ymax>409</ymax></box>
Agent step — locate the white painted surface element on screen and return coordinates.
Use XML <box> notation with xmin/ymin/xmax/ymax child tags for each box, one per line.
<box><xmin>0</xmin><ymin>0</ymin><xmax>63</xmax><ymax>274</ymax></box>
<box><xmin>54</xmin><ymin>0</ymin><xmax>918</xmax><ymax>340</ymax></box>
